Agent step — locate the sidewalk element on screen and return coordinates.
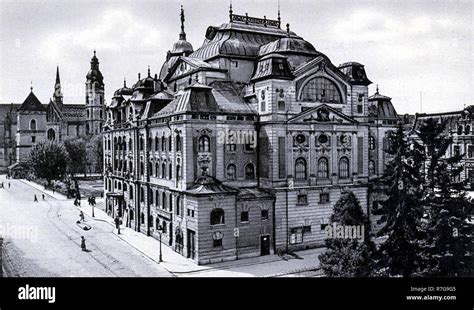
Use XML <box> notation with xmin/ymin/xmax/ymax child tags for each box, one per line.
<box><xmin>19</xmin><ymin>178</ymin><xmax>323</xmax><ymax>277</ymax></box>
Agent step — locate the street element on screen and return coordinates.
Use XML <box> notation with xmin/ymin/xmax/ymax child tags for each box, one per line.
<box><xmin>0</xmin><ymin>176</ymin><xmax>172</xmax><ymax>277</ymax></box>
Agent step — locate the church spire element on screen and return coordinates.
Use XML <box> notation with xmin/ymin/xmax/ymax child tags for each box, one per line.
<box><xmin>54</xmin><ymin>66</ymin><xmax>63</xmax><ymax>108</ymax></box>
<box><xmin>179</xmin><ymin>5</ymin><xmax>186</xmax><ymax>41</ymax></box>
<box><xmin>277</xmin><ymin>0</ymin><xmax>281</xmax><ymax>28</ymax></box>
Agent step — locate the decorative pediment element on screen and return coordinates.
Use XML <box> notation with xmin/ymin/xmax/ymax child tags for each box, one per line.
<box><xmin>288</xmin><ymin>104</ymin><xmax>357</xmax><ymax>124</ymax></box>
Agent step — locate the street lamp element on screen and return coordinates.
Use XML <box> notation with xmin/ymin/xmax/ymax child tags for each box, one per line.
<box><xmin>157</xmin><ymin>225</ymin><xmax>163</xmax><ymax>263</ymax></box>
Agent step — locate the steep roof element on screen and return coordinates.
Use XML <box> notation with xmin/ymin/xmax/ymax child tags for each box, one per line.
<box><xmin>18</xmin><ymin>91</ymin><xmax>46</xmax><ymax>112</ymax></box>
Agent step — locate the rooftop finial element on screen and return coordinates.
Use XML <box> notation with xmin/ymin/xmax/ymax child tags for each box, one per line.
<box><xmin>286</xmin><ymin>23</ymin><xmax>290</xmax><ymax>36</ymax></box>
<box><xmin>229</xmin><ymin>0</ymin><xmax>233</xmax><ymax>22</ymax></box>
<box><xmin>148</xmin><ymin>65</ymin><xmax>151</xmax><ymax>77</ymax></box>
<box><xmin>124</xmin><ymin>77</ymin><xmax>127</xmax><ymax>87</ymax></box>
<box><xmin>138</xmin><ymin>72</ymin><xmax>141</xmax><ymax>80</ymax></box>
<box><xmin>376</xmin><ymin>84</ymin><xmax>379</xmax><ymax>94</ymax></box>
<box><xmin>179</xmin><ymin>5</ymin><xmax>186</xmax><ymax>40</ymax></box>
<box><xmin>30</xmin><ymin>81</ymin><xmax>33</xmax><ymax>92</ymax></box>
<box><xmin>277</xmin><ymin>0</ymin><xmax>281</xmax><ymax>27</ymax></box>
<box><xmin>93</xmin><ymin>49</ymin><xmax>96</xmax><ymax>57</ymax></box>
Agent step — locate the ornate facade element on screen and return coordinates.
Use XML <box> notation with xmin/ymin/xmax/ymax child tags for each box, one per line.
<box><xmin>103</xmin><ymin>6</ymin><xmax>400</xmax><ymax>264</ymax></box>
<box><xmin>0</xmin><ymin>52</ymin><xmax>105</xmax><ymax>174</ymax></box>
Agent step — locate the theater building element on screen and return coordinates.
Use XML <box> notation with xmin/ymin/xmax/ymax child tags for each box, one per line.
<box><xmin>103</xmin><ymin>6</ymin><xmax>400</xmax><ymax>264</ymax></box>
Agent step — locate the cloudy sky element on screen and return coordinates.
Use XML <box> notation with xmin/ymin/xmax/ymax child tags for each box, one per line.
<box><xmin>0</xmin><ymin>0</ymin><xmax>472</xmax><ymax>114</ymax></box>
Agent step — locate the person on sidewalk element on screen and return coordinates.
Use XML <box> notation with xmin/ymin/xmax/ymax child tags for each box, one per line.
<box><xmin>115</xmin><ymin>216</ymin><xmax>121</xmax><ymax>235</ymax></box>
<box><xmin>80</xmin><ymin>236</ymin><xmax>87</xmax><ymax>251</ymax></box>
<box><xmin>34</xmin><ymin>194</ymin><xmax>38</xmax><ymax>202</ymax></box>
<box><xmin>8</xmin><ymin>182</ymin><xmax>10</xmax><ymax>188</ymax></box>
<box><xmin>42</xmin><ymin>194</ymin><xmax>45</xmax><ymax>200</ymax></box>
<box><xmin>79</xmin><ymin>211</ymin><xmax>85</xmax><ymax>222</ymax></box>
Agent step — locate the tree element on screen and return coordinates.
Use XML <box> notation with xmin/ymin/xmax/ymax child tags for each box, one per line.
<box><xmin>86</xmin><ymin>135</ymin><xmax>103</xmax><ymax>174</ymax></box>
<box><xmin>374</xmin><ymin>123</ymin><xmax>426</xmax><ymax>277</ymax></box>
<box><xmin>319</xmin><ymin>191</ymin><xmax>375</xmax><ymax>277</ymax></box>
<box><xmin>63</xmin><ymin>137</ymin><xmax>87</xmax><ymax>177</ymax></box>
<box><xmin>28</xmin><ymin>140</ymin><xmax>69</xmax><ymax>186</ymax></box>
<box><xmin>416</xmin><ymin>118</ymin><xmax>473</xmax><ymax>276</ymax></box>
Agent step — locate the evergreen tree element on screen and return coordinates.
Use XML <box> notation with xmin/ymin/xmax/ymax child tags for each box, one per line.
<box><xmin>416</xmin><ymin>118</ymin><xmax>473</xmax><ymax>276</ymax></box>
<box><xmin>374</xmin><ymin>123</ymin><xmax>426</xmax><ymax>277</ymax></box>
<box><xmin>319</xmin><ymin>191</ymin><xmax>375</xmax><ymax>277</ymax></box>
<box><xmin>28</xmin><ymin>140</ymin><xmax>69</xmax><ymax>186</ymax></box>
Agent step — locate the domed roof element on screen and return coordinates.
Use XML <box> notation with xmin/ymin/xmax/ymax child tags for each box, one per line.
<box><xmin>172</xmin><ymin>39</ymin><xmax>193</xmax><ymax>54</ymax></box>
<box><xmin>113</xmin><ymin>79</ymin><xmax>133</xmax><ymax>97</ymax></box>
<box><xmin>132</xmin><ymin>71</ymin><xmax>155</xmax><ymax>90</ymax></box>
<box><xmin>259</xmin><ymin>35</ymin><xmax>318</xmax><ymax>57</ymax></box>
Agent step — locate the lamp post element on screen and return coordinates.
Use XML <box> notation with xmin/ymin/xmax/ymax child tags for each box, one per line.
<box><xmin>158</xmin><ymin>225</ymin><xmax>163</xmax><ymax>263</ymax></box>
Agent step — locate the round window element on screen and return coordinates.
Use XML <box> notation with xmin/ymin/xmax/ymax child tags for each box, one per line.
<box><xmin>318</xmin><ymin>134</ymin><xmax>328</xmax><ymax>144</ymax></box>
<box><xmin>295</xmin><ymin>134</ymin><xmax>306</xmax><ymax>144</ymax></box>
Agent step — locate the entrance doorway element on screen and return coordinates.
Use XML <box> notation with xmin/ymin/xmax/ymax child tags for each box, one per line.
<box><xmin>260</xmin><ymin>235</ymin><xmax>270</xmax><ymax>256</ymax></box>
<box><xmin>187</xmin><ymin>229</ymin><xmax>196</xmax><ymax>259</ymax></box>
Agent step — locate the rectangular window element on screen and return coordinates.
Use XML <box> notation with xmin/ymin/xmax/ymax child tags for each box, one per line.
<box><xmin>213</xmin><ymin>239</ymin><xmax>223</xmax><ymax>247</ymax></box>
<box><xmin>231</xmin><ymin>60</ymin><xmax>238</xmax><ymax>68</ymax></box>
<box><xmin>241</xmin><ymin>211</ymin><xmax>249</xmax><ymax>222</ymax></box>
<box><xmin>303</xmin><ymin>225</ymin><xmax>311</xmax><ymax>234</ymax></box>
<box><xmin>468</xmin><ymin>145</ymin><xmax>474</xmax><ymax>158</ymax></box>
<box><xmin>226</xmin><ymin>143</ymin><xmax>236</xmax><ymax>151</ymax></box>
<box><xmin>278</xmin><ymin>137</ymin><xmax>286</xmax><ymax>178</ymax></box>
<box><xmin>261</xmin><ymin>210</ymin><xmax>269</xmax><ymax>221</ymax></box>
<box><xmin>357</xmin><ymin>104</ymin><xmax>363</xmax><ymax>114</ymax></box>
<box><xmin>31</xmin><ymin>136</ymin><xmax>36</xmax><ymax>143</ymax></box>
<box><xmin>297</xmin><ymin>194</ymin><xmax>308</xmax><ymax>205</ymax></box>
<box><xmin>278</xmin><ymin>101</ymin><xmax>285</xmax><ymax>111</ymax></box>
<box><xmin>260</xmin><ymin>100</ymin><xmax>266</xmax><ymax>112</ymax></box>
<box><xmin>319</xmin><ymin>193</ymin><xmax>330</xmax><ymax>204</ymax></box>
<box><xmin>290</xmin><ymin>227</ymin><xmax>303</xmax><ymax>244</ymax></box>
<box><xmin>453</xmin><ymin>145</ymin><xmax>460</xmax><ymax>157</ymax></box>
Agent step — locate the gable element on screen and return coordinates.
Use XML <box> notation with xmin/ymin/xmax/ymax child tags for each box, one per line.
<box><xmin>288</xmin><ymin>104</ymin><xmax>357</xmax><ymax>124</ymax></box>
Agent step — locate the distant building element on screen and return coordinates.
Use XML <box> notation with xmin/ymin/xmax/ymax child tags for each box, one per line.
<box><xmin>103</xmin><ymin>6</ymin><xmax>400</xmax><ymax>264</ymax></box>
<box><xmin>412</xmin><ymin>105</ymin><xmax>474</xmax><ymax>189</ymax></box>
<box><xmin>0</xmin><ymin>52</ymin><xmax>105</xmax><ymax>174</ymax></box>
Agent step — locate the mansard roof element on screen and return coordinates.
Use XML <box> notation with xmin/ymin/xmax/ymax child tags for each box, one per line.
<box><xmin>187</xmin><ymin>175</ymin><xmax>238</xmax><ymax>195</ymax></box>
<box><xmin>190</xmin><ymin>13</ymin><xmax>292</xmax><ymax>61</ymax></box>
<box><xmin>251</xmin><ymin>53</ymin><xmax>293</xmax><ymax>82</ymax></box>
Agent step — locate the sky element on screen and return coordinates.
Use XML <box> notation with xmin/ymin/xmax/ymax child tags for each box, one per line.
<box><xmin>0</xmin><ymin>0</ymin><xmax>472</xmax><ymax>114</ymax></box>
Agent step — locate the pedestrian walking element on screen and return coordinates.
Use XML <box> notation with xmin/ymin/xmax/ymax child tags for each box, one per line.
<box><xmin>79</xmin><ymin>211</ymin><xmax>85</xmax><ymax>222</ymax></box>
<box><xmin>80</xmin><ymin>236</ymin><xmax>87</xmax><ymax>251</ymax></box>
<box><xmin>8</xmin><ymin>182</ymin><xmax>10</xmax><ymax>188</ymax></box>
<box><xmin>34</xmin><ymin>194</ymin><xmax>38</xmax><ymax>202</ymax></box>
<box><xmin>115</xmin><ymin>216</ymin><xmax>121</xmax><ymax>235</ymax></box>
<box><xmin>42</xmin><ymin>194</ymin><xmax>45</xmax><ymax>200</ymax></box>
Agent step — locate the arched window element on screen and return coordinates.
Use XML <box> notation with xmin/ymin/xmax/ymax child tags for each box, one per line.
<box><xmin>155</xmin><ymin>162</ymin><xmax>160</xmax><ymax>177</ymax></box>
<box><xmin>176</xmin><ymin>164</ymin><xmax>181</xmax><ymax>180</ymax></box>
<box><xmin>245</xmin><ymin>163</ymin><xmax>255</xmax><ymax>180</ymax></box>
<box><xmin>369</xmin><ymin>160</ymin><xmax>376</xmax><ymax>176</ymax></box>
<box><xmin>162</xmin><ymin>192</ymin><xmax>167</xmax><ymax>210</ymax></box>
<box><xmin>176</xmin><ymin>135</ymin><xmax>182</xmax><ymax>152</ymax></box>
<box><xmin>227</xmin><ymin>164</ymin><xmax>236</xmax><ymax>180</ymax></box>
<box><xmin>339</xmin><ymin>157</ymin><xmax>350</xmax><ymax>179</ymax></box>
<box><xmin>130</xmin><ymin>186</ymin><xmax>133</xmax><ymax>199</ymax></box>
<box><xmin>210</xmin><ymin>208</ymin><xmax>225</xmax><ymax>225</ymax></box>
<box><xmin>169</xmin><ymin>193</ymin><xmax>173</xmax><ymax>212</ymax></box>
<box><xmin>30</xmin><ymin>119</ymin><xmax>37</xmax><ymax>130</ymax></box>
<box><xmin>300</xmin><ymin>77</ymin><xmax>342</xmax><ymax>103</ymax></box>
<box><xmin>295</xmin><ymin>158</ymin><xmax>307</xmax><ymax>180</ymax></box>
<box><xmin>457</xmin><ymin>125</ymin><xmax>463</xmax><ymax>135</ymax></box>
<box><xmin>161</xmin><ymin>162</ymin><xmax>166</xmax><ymax>179</ymax></box>
<box><xmin>176</xmin><ymin>196</ymin><xmax>182</xmax><ymax>216</ymax></box>
<box><xmin>168</xmin><ymin>136</ymin><xmax>172</xmax><ymax>152</ymax></box>
<box><xmin>155</xmin><ymin>136</ymin><xmax>159</xmax><ymax>151</ymax></box>
<box><xmin>198</xmin><ymin>135</ymin><xmax>210</xmax><ymax>152</ymax></box>
<box><xmin>161</xmin><ymin>136</ymin><xmax>166</xmax><ymax>151</ymax></box>
<box><xmin>140</xmin><ymin>162</ymin><xmax>144</xmax><ymax>175</ymax></box>
<box><xmin>318</xmin><ymin>157</ymin><xmax>329</xmax><ymax>178</ymax></box>
<box><xmin>47</xmin><ymin>128</ymin><xmax>55</xmax><ymax>140</ymax></box>
<box><xmin>139</xmin><ymin>138</ymin><xmax>144</xmax><ymax>151</ymax></box>
<box><xmin>369</xmin><ymin>136</ymin><xmax>375</xmax><ymax>150</ymax></box>
<box><xmin>168</xmin><ymin>163</ymin><xmax>173</xmax><ymax>180</ymax></box>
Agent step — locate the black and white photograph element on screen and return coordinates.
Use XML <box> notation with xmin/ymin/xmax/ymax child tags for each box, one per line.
<box><xmin>0</xmin><ymin>0</ymin><xmax>472</xmax><ymax>308</ymax></box>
